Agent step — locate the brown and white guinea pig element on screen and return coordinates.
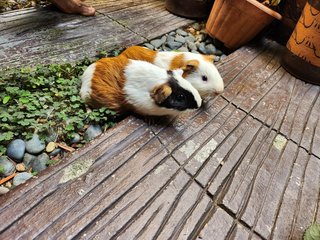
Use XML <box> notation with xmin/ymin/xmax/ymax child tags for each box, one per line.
<box><xmin>80</xmin><ymin>55</ymin><xmax>202</xmax><ymax>116</ymax></box>
<box><xmin>120</xmin><ymin>45</ymin><xmax>224</xmax><ymax>96</ymax></box>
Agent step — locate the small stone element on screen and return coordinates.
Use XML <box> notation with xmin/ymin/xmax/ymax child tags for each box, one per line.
<box><xmin>187</xmin><ymin>41</ymin><xmax>197</xmax><ymax>51</ymax></box>
<box><xmin>185</xmin><ymin>35</ymin><xmax>196</xmax><ymax>43</ymax></box>
<box><xmin>84</xmin><ymin>125</ymin><xmax>102</xmax><ymax>141</ymax></box>
<box><xmin>13</xmin><ymin>172</ymin><xmax>33</xmax><ymax>186</ymax></box>
<box><xmin>161</xmin><ymin>35</ymin><xmax>167</xmax><ymax>43</ymax></box>
<box><xmin>176</xmin><ymin>29</ymin><xmax>188</xmax><ymax>36</ymax></box>
<box><xmin>31</xmin><ymin>153</ymin><xmax>49</xmax><ymax>172</ymax></box>
<box><xmin>177</xmin><ymin>46</ymin><xmax>189</xmax><ymax>52</ymax></box>
<box><xmin>215</xmin><ymin>49</ymin><xmax>223</xmax><ymax>56</ymax></box>
<box><xmin>162</xmin><ymin>46</ymin><xmax>172</xmax><ymax>52</ymax></box>
<box><xmin>175</xmin><ymin>35</ymin><xmax>186</xmax><ymax>44</ymax></box>
<box><xmin>0</xmin><ymin>186</ymin><xmax>9</xmax><ymax>195</ymax></box>
<box><xmin>221</xmin><ymin>54</ymin><xmax>227</xmax><ymax>60</ymax></box>
<box><xmin>0</xmin><ymin>156</ymin><xmax>15</xmax><ymax>177</ymax></box>
<box><xmin>6</xmin><ymin>139</ymin><xmax>25</xmax><ymax>162</ymax></box>
<box><xmin>45</xmin><ymin>130</ymin><xmax>58</xmax><ymax>143</ymax></box>
<box><xmin>143</xmin><ymin>43</ymin><xmax>154</xmax><ymax>50</ymax></box>
<box><xmin>70</xmin><ymin>133</ymin><xmax>81</xmax><ymax>144</ymax></box>
<box><xmin>192</xmin><ymin>23</ymin><xmax>201</xmax><ymax>31</ymax></box>
<box><xmin>169</xmin><ymin>31</ymin><xmax>176</xmax><ymax>36</ymax></box>
<box><xmin>46</xmin><ymin>142</ymin><xmax>56</xmax><ymax>153</ymax></box>
<box><xmin>166</xmin><ymin>35</ymin><xmax>175</xmax><ymax>43</ymax></box>
<box><xmin>16</xmin><ymin>163</ymin><xmax>26</xmax><ymax>172</ymax></box>
<box><xmin>25</xmin><ymin>134</ymin><xmax>45</xmax><ymax>154</ymax></box>
<box><xmin>214</xmin><ymin>56</ymin><xmax>221</xmax><ymax>62</ymax></box>
<box><xmin>5</xmin><ymin>182</ymin><xmax>12</xmax><ymax>188</ymax></box>
<box><xmin>198</xmin><ymin>42</ymin><xmax>207</xmax><ymax>54</ymax></box>
<box><xmin>150</xmin><ymin>39</ymin><xmax>163</xmax><ymax>49</ymax></box>
<box><xmin>49</xmin><ymin>148</ymin><xmax>61</xmax><ymax>157</ymax></box>
<box><xmin>191</xmin><ymin>50</ymin><xmax>200</xmax><ymax>54</ymax></box>
<box><xmin>196</xmin><ymin>34</ymin><xmax>206</xmax><ymax>42</ymax></box>
<box><xmin>166</xmin><ymin>41</ymin><xmax>183</xmax><ymax>50</ymax></box>
<box><xmin>23</xmin><ymin>153</ymin><xmax>37</xmax><ymax>169</ymax></box>
<box><xmin>205</xmin><ymin>44</ymin><xmax>217</xmax><ymax>55</ymax></box>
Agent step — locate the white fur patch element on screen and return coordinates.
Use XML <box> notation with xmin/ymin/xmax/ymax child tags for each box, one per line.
<box><xmin>80</xmin><ymin>63</ymin><xmax>96</xmax><ymax>101</ymax></box>
<box><xmin>123</xmin><ymin>60</ymin><xmax>201</xmax><ymax>116</ymax></box>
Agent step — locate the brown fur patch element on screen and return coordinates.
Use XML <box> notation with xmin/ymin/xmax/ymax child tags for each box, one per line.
<box><xmin>150</xmin><ymin>83</ymin><xmax>172</xmax><ymax>104</ymax></box>
<box><xmin>169</xmin><ymin>54</ymin><xmax>184</xmax><ymax>70</ymax></box>
<box><xmin>121</xmin><ymin>46</ymin><xmax>157</xmax><ymax>63</ymax></box>
<box><xmin>89</xmin><ymin>55</ymin><xmax>130</xmax><ymax>113</ymax></box>
<box><xmin>203</xmin><ymin>55</ymin><xmax>215</xmax><ymax>63</ymax></box>
<box><xmin>181</xmin><ymin>59</ymin><xmax>199</xmax><ymax>77</ymax></box>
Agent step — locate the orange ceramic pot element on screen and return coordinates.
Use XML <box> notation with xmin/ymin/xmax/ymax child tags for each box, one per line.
<box><xmin>281</xmin><ymin>0</ymin><xmax>320</xmax><ymax>84</ymax></box>
<box><xmin>206</xmin><ymin>0</ymin><xmax>282</xmax><ymax>50</ymax></box>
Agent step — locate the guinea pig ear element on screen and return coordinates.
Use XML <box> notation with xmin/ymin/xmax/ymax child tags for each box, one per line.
<box><xmin>203</xmin><ymin>55</ymin><xmax>215</xmax><ymax>63</ymax></box>
<box><xmin>182</xmin><ymin>59</ymin><xmax>199</xmax><ymax>74</ymax></box>
<box><xmin>150</xmin><ymin>83</ymin><xmax>172</xmax><ymax>104</ymax></box>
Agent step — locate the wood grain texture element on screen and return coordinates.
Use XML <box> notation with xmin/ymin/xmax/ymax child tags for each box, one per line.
<box><xmin>0</xmin><ymin>0</ymin><xmax>192</xmax><ymax>69</ymax></box>
<box><xmin>1</xmin><ymin>37</ymin><xmax>320</xmax><ymax>239</ymax></box>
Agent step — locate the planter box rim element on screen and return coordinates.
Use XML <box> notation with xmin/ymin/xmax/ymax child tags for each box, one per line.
<box><xmin>246</xmin><ymin>0</ymin><xmax>282</xmax><ymax>20</ymax></box>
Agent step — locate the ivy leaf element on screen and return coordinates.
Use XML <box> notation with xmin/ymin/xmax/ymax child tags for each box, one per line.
<box><xmin>2</xmin><ymin>96</ymin><xmax>10</xmax><ymax>104</ymax></box>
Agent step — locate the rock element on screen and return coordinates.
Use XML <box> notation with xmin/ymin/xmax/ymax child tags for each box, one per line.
<box><xmin>0</xmin><ymin>156</ymin><xmax>15</xmax><ymax>177</ymax></box>
<box><xmin>6</xmin><ymin>139</ymin><xmax>25</xmax><ymax>162</ymax></box>
<box><xmin>166</xmin><ymin>41</ymin><xmax>183</xmax><ymax>50</ymax></box>
<box><xmin>215</xmin><ymin>49</ymin><xmax>223</xmax><ymax>56</ymax></box>
<box><xmin>221</xmin><ymin>54</ymin><xmax>227</xmax><ymax>60</ymax></box>
<box><xmin>25</xmin><ymin>134</ymin><xmax>45</xmax><ymax>154</ymax></box>
<box><xmin>162</xmin><ymin>46</ymin><xmax>172</xmax><ymax>52</ymax></box>
<box><xmin>31</xmin><ymin>153</ymin><xmax>49</xmax><ymax>172</ymax></box>
<box><xmin>192</xmin><ymin>23</ymin><xmax>201</xmax><ymax>31</ymax></box>
<box><xmin>143</xmin><ymin>43</ymin><xmax>154</xmax><ymax>50</ymax></box>
<box><xmin>177</xmin><ymin>46</ymin><xmax>189</xmax><ymax>52</ymax></box>
<box><xmin>46</xmin><ymin>142</ymin><xmax>56</xmax><ymax>153</ymax></box>
<box><xmin>49</xmin><ymin>148</ymin><xmax>61</xmax><ymax>157</ymax></box>
<box><xmin>5</xmin><ymin>181</ymin><xmax>12</xmax><ymax>188</ymax></box>
<box><xmin>84</xmin><ymin>125</ymin><xmax>102</xmax><ymax>141</ymax></box>
<box><xmin>45</xmin><ymin>129</ymin><xmax>58</xmax><ymax>143</ymax></box>
<box><xmin>187</xmin><ymin>41</ymin><xmax>197</xmax><ymax>51</ymax></box>
<box><xmin>198</xmin><ymin>42</ymin><xmax>207</xmax><ymax>54</ymax></box>
<box><xmin>185</xmin><ymin>35</ymin><xmax>196</xmax><ymax>43</ymax></box>
<box><xmin>70</xmin><ymin>133</ymin><xmax>81</xmax><ymax>144</ymax></box>
<box><xmin>160</xmin><ymin>35</ymin><xmax>167</xmax><ymax>43</ymax></box>
<box><xmin>196</xmin><ymin>33</ymin><xmax>206</xmax><ymax>42</ymax></box>
<box><xmin>191</xmin><ymin>50</ymin><xmax>200</xmax><ymax>54</ymax></box>
<box><xmin>175</xmin><ymin>35</ymin><xmax>186</xmax><ymax>44</ymax></box>
<box><xmin>205</xmin><ymin>44</ymin><xmax>217</xmax><ymax>55</ymax></box>
<box><xmin>0</xmin><ymin>186</ymin><xmax>10</xmax><ymax>195</ymax></box>
<box><xmin>176</xmin><ymin>29</ymin><xmax>188</xmax><ymax>36</ymax></box>
<box><xmin>214</xmin><ymin>56</ymin><xmax>220</xmax><ymax>62</ymax></box>
<box><xmin>150</xmin><ymin>39</ymin><xmax>163</xmax><ymax>49</ymax></box>
<box><xmin>166</xmin><ymin>35</ymin><xmax>175</xmax><ymax>43</ymax></box>
<box><xmin>16</xmin><ymin>163</ymin><xmax>26</xmax><ymax>172</ymax></box>
<box><xmin>13</xmin><ymin>172</ymin><xmax>33</xmax><ymax>186</ymax></box>
<box><xmin>23</xmin><ymin>153</ymin><xmax>37</xmax><ymax>169</ymax></box>
<box><xmin>169</xmin><ymin>31</ymin><xmax>176</xmax><ymax>36</ymax></box>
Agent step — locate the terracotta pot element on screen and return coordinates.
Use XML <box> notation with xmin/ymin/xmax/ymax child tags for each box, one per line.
<box><xmin>206</xmin><ymin>0</ymin><xmax>282</xmax><ymax>50</ymax></box>
<box><xmin>281</xmin><ymin>0</ymin><xmax>320</xmax><ymax>85</ymax></box>
<box><xmin>165</xmin><ymin>0</ymin><xmax>215</xmax><ymax>19</ymax></box>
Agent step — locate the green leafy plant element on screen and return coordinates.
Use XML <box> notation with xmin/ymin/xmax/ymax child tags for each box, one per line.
<box><xmin>304</xmin><ymin>223</ymin><xmax>320</xmax><ymax>240</ymax></box>
<box><xmin>0</xmin><ymin>57</ymin><xmax>118</xmax><ymax>155</ymax></box>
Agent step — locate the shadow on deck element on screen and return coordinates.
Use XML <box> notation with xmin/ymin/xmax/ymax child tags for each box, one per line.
<box><xmin>1</xmin><ymin>1</ymin><xmax>320</xmax><ymax>240</ymax></box>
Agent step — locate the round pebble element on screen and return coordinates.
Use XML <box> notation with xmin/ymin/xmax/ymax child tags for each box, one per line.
<box><xmin>84</xmin><ymin>125</ymin><xmax>102</xmax><ymax>141</ymax></box>
<box><xmin>192</xmin><ymin>23</ymin><xmax>201</xmax><ymax>31</ymax></box>
<box><xmin>143</xmin><ymin>43</ymin><xmax>154</xmax><ymax>50</ymax></box>
<box><xmin>176</xmin><ymin>29</ymin><xmax>188</xmax><ymax>36</ymax></box>
<box><xmin>0</xmin><ymin>186</ymin><xmax>10</xmax><ymax>195</ymax></box>
<box><xmin>49</xmin><ymin>148</ymin><xmax>61</xmax><ymax>157</ymax></box>
<box><xmin>31</xmin><ymin>153</ymin><xmax>49</xmax><ymax>172</ymax></box>
<box><xmin>46</xmin><ymin>130</ymin><xmax>58</xmax><ymax>143</ymax></box>
<box><xmin>198</xmin><ymin>42</ymin><xmax>207</xmax><ymax>54</ymax></box>
<box><xmin>166</xmin><ymin>41</ymin><xmax>183</xmax><ymax>50</ymax></box>
<box><xmin>23</xmin><ymin>153</ymin><xmax>37</xmax><ymax>169</ymax></box>
<box><xmin>46</xmin><ymin>142</ymin><xmax>56</xmax><ymax>153</ymax></box>
<box><xmin>187</xmin><ymin>41</ymin><xmax>197</xmax><ymax>51</ymax></box>
<box><xmin>70</xmin><ymin>133</ymin><xmax>81</xmax><ymax>144</ymax></box>
<box><xmin>16</xmin><ymin>163</ymin><xmax>26</xmax><ymax>172</ymax></box>
<box><xmin>25</xmin><ymin>134</ymin><xmax>45</xmax><ymax>154</ymax></box>
<box><xmin>5</xmin><ymin>181</ymin><xmax>12</xmax><ymax>188</ymax></box>
<box><xmin>177</xmin><ymin>46</ymin><xmax>189</xmax><ymax>52</ymax></box>
<box><xmin>175</xmin><ymin>35</ymin><xmax>186</xmax><ymax>44</ymax></box>
<box><xmin>150</xmin><ymin>39</ymin><xmax>163</xmax><ymax>49</ymax></box>
<box><xmin>205</xmin><ymin>44</ymin><xmax>217</xmax><ymax>55</ymax></box>
<box><xmin>0</xmin><ymin>156</ymin><xmax>15</xmax><ymax>177</ymax></box>
<box><xmin>6</xmin><ymin>139</ymin><xmax>25</xmax><ymax>162</ymax></box>
<box><xmin>13</xmin><ymin>172</ymin><xmax>33</xmax><ymax>186</ymax></box>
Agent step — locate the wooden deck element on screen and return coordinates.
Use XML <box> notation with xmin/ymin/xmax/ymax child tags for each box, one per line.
<box><xmin>1</xmin><ymin>1</ymin><xmax>320</xmax><ymax>240</ymax></box>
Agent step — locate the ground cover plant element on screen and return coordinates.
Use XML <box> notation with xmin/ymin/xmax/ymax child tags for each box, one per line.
<box><xmin>0</xmin><ymin>54</ymin><xmax>118</xmax><ymax>156</ymax></box>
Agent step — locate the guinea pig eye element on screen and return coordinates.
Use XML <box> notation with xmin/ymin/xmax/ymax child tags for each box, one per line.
<box><xmin>202</xmin><ymin>75</ymin><xmax>208</xmax><ymax>82</ymax></box>
<box><xmin>176</xmin><ymin>94</ymin><xmax>185</xmax><ymax>101</ymax></box>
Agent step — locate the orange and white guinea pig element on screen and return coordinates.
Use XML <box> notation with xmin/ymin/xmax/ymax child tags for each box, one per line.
<box><xmin>120</xmin><ymin>45</ymin><xmax>224</xmax><ymax>96</ymax></box>
<box><xmin>80</xmin><ymin>55</ymin><xmax>202</xmax><ymax>116</ymax></box>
